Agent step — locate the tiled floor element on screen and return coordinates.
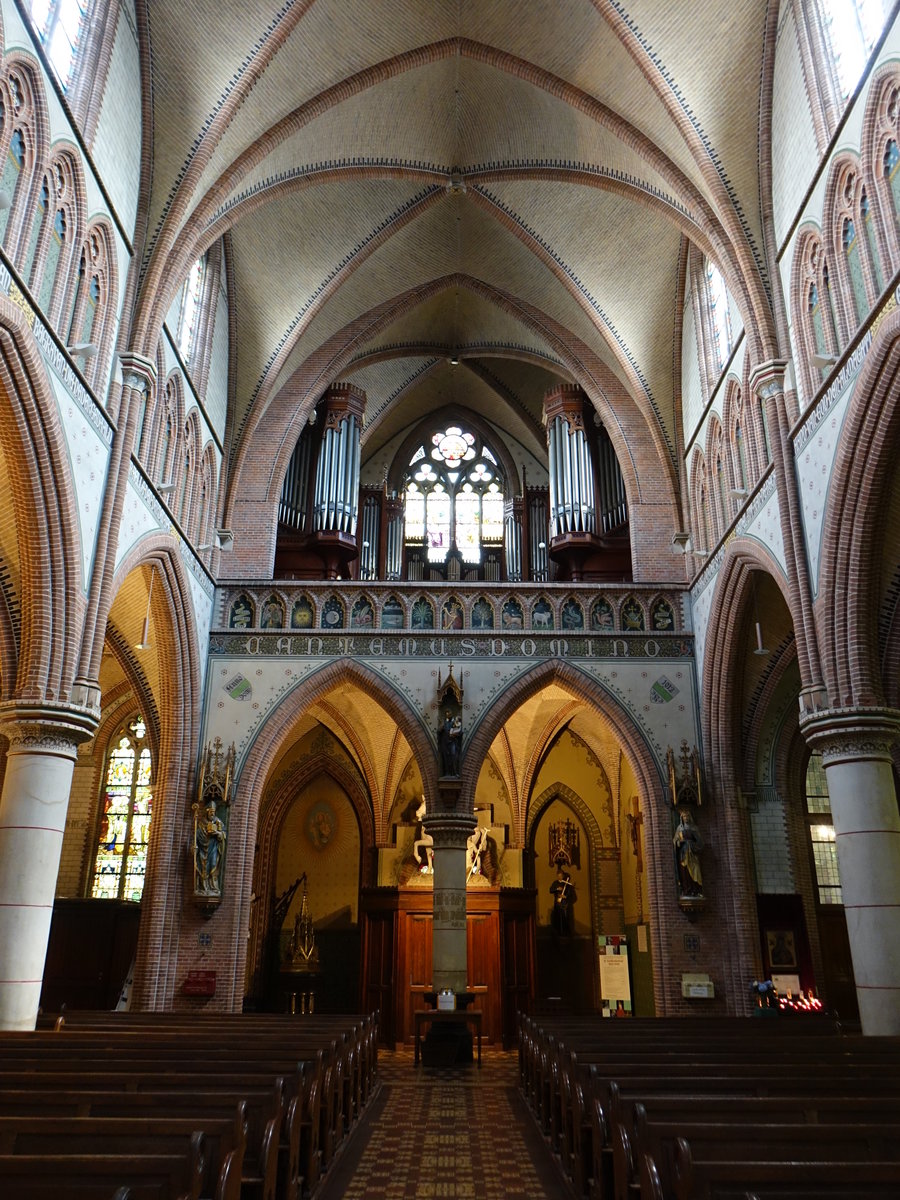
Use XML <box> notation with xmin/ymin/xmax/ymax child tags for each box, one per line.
<box><xmin>318</xmin><ymin>1049</ymin><xmax>570</xmax><ymax>1199</ymax></box>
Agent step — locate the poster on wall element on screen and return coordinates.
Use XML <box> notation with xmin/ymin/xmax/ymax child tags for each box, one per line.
<box><xmin>598</xmin><ymin>934</ymin><xmax>632</xmax><ymax>1016</ymax></box>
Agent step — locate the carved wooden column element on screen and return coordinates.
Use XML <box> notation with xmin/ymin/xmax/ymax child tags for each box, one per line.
<box><xmin>0</xmin><ymin>702</ymin><xmax>98</xmax><ymax>1029</ymax></box>
<box><xmin>801</xmin><ymin>708</ymin><xmax>900</xmax><ymax>1034</ymax></box>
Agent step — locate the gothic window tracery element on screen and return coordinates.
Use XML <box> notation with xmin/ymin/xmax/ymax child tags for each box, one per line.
<box><xmin>89</xmin><ymin>715</ymin><xmax>153</xmax><ymax>903</ymax></box>
<box><xmin>403</xmin><ymin>423</ymin><xmax>505</xmax><ymax>568</ymax></box>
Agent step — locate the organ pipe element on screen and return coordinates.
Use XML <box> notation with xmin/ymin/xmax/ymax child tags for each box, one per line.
<box><xmin>313</xmin><ymin>387</ymin><xmax>365</xmax><ymax>537</ymax></box>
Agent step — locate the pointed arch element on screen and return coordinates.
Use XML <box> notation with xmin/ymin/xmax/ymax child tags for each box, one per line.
<box><xmin>527</xmin><ymin>780</ymin><xmax>610</xmax><ymax>944</ymax></box>
<box><xmin>246</xmin><ymin>748</ymin><xmax>375</xmax><ymax>999</ymax></box>
<box><xmin>458</xmin><ymin>655</ymin><xmax>671</xmax><ymax>1011</ymax></box>
<box><xmin>0</xmin><ymin>295</ymin><xmax>84</xmax><ymax>700</ymax></box>
<box><xmin>210</xmin><ymin>657</ymin><xmax>436</xmax><ymax>1012</ymax></box>
<box><xmin>105</xmin><ymin>536</ymin><xmax>204</xmax><ymax>1010</ymax></box>
<box><xmin>817</xmin><ymin>307</ymin><xmax>900</xmax><ymax>707</ymax></box>
<box><xmin>0</xmin><ymin>55</ymin><xmax>48</xmax><ymax>268</ymax></box>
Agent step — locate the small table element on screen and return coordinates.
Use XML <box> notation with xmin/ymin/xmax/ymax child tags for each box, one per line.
<box><xmin>414</xmin><ymin>1008</ymin><xmax>482</xmax><ymax>1067</ymax></box>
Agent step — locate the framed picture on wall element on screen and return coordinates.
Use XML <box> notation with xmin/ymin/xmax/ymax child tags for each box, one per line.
<box><xmin>766</xmin><ymin>929</ymin><xmax>797</xmax><ymax>969</ymax></box>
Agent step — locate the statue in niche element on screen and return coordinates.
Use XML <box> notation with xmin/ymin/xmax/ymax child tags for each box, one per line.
<box><xmin>194</xmin><ymin>801</ymin><xmax>226</xmax><ymax>895</ymax></box>
<box><xmin>438</xmin><ymin>709</ymin><xmax>462</xmax><ymax>776</ymax></box>
<box><xmin>549</xmin><ymin>862</ymin><xmax>576</xmax><ymax>936</ymax></box>
<box><xmin>191</xmin><ymin>738</ymin><xmax>234</xmax><ymax>906</ymax></box>
<box><xmin>412</xmin><ymin>797</ymin><xmax>434</xmax><ymax>873</ymax></box>
<box><xmin>673</xmin><ymin>808</ymin><xmax>703</xmax><ymax>898</ymax></box>
<box><xmin>436</xmin><ymin>663</ymin><xmax>463</xmax><ymax>778</ymax></box>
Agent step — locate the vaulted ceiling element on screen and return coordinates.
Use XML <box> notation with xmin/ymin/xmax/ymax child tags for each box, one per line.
<box><xmin>135</xmin><ymin>0</ymin><xmax>776</xmax><ymax>489</ymax></box>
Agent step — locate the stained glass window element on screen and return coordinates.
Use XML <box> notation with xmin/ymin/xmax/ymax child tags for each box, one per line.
<box><xmin>90</xmin><ymin>716</ymin><xmax>153</xmax><ymax>902</ymax></box>
<box><xmin>403</xmin><ymin>424</ymin><xmax>505</xmax><ymax>568</ymax></box>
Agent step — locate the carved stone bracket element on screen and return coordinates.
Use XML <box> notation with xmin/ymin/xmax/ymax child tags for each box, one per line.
<box><xmin>749</xmin><ymin>359</ymin><xmax>788</xmax><ymax>402</ymax></box>
<box><xmin>118</xmin><ymin>351</ymin><xmax>158</xmax><ymax>397</ymax></box>
<box><xmin>0</xmin><ymin>701</ymin><xmax>99</xmax><ymax>759</ymax></box>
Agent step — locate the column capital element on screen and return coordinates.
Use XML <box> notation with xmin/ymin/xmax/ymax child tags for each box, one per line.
<box><xmin>0</xmin><ymin>701</ymin><xmax>99</xmax><ymax>759</ymax></box>
<box><xmin>799</xmin><ymin>706</ymin><xmax>900</xmax><ymax>765</ymax></box>
<box><xmin>749</xmin><ymin>359</ymin><xmax>789</xmax><ymax>401</ymax></box>
<box><xmin>118</xmin><ymin>352</ymin><xmax>157</xmax><ymax>395</ymax></box>
<box><xmin>426</xmin><ymin>812</ymin><xmax>475</xmax><ymax>849</ymax></box>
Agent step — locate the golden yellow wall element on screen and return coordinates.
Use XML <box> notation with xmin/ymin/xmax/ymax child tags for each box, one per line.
<box><xmin>275</xmin><ymin>774</ymin><xmax>361</xmax><ymax>927</ymax></box>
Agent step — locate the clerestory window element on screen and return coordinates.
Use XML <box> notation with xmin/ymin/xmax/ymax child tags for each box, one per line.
<box><xmin>819</xmin><ymin>0</ymin><xmax>889</xmax><ymax>101</ymax></box>
<box><xmin>403</xmin><ymin>424</ymin><xmax>504</xmax><ymax>566</ymax></box>
<box><xmin>177</xmin><ymin>256</ymin><xmax>207</xmax><ymax>363</ymax></box>
<box><xmin>706</xmin><ymin>262</ymin><xmax>733</xmax><ymax>369</ymax></box>
<box><xmin>29</xmin><ymin>0</ymin><xmax>90</xmax><ymax>92</ymax></box>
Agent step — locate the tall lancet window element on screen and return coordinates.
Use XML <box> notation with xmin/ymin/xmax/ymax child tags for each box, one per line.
<box><xmin>29</xmin><ymin>1</ymin><xmax>89</xmax><ymax>91</ymax></box>
<box><xmin>706</xmin><ymin>262</ymin><xmax>733</xmax><ymax>368</ymax></box>
<box><xmin>820</xmin><ymin>0</ymin><xmax>889</xmax><ymax>101</ymax></box>
<box><xmin>90</xmin><ymin>716</ymin><xmax>153</xmax><ymax>902</ymax></box>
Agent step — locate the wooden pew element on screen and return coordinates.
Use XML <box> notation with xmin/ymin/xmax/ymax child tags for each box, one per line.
<box><xmin>640</xmin><ymin>1138</ymin><xmax>900</xmax><ymax>1200</ymax></box>
<box><xmin>0</xmin><ymin>1131</ymin><xmax>210</xmax><ymax>1200</ymax></box>
<box><xmin>0</xmin><ymin>1117</ymin><xmax>246</xmax><ymax>1200</ymax></box>
<box><xmin>0</xmin><ymin>1011</ymin><xmax>380</xmax><ymax>1199</ymax></box>
<box><xmin>515</xmin><ymin>1012</ymin><xmax>900</xmax><ymax>1200</ymax></box>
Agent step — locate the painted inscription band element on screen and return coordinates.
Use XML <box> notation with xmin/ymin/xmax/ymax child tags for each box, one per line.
<box><xmin>210</xmin><ymin>632</ymin><xmax>694</xmax><ymax>659</ymax></box>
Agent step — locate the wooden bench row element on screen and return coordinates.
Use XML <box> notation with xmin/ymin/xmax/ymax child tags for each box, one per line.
<box><xmin>516</xmin><ymin>1011</ymin><xmax>900</xmax><ymax>1200</ymax></box>
<box><xmin>0</xmin><ymin>1010</ymin><xmax>379</xmax><ymax>1200</ymax></box>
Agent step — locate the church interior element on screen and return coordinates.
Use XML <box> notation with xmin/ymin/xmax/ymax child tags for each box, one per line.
<box><xmin>0</xmin><ymin>0</ymin><xmax>899</xmax><ymax>1071</ymax></box>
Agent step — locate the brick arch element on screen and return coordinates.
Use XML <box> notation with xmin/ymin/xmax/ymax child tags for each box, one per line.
<box><xmin>701</xmin><ymin>540</ymin><xmax>793</xmax><ymax>783</ymax></box>
<box><xmin>823</xmin><ymin>153</ymin><xmax>880</xmax><ymax>340</ymax></box>
<box><xmin>460</xmin><ymin>658</ymin><xmax>662</xmax><ymax>836</ymax></box>
<box><xmin>817</xmin><ymin>307</ymin><xmax>900</xmax><ymax>707</ymax></box>
<box><xmin>246</xmin><ymin>750</ymin><xmax>376</xmax><ymax>997</ymax></box>
<box><xmin>789</xmin><ymin>224</ymin><xmax>838</xmax><ymax>406</ymax></box>
<box><xmin>107</xmin><ymin>536</ymin><xmax>204</xmax><ymax>1011</ymax></box>
<box><xmin>224</xmin><ymin>274</ymin><xmax>680</xmax><ymax>576</ymax></box>
<box><xmin>459</xmin><ymin>657</ymin><xmax>671</xmax><ymax>1009</ymax></box>
<box><xmin>0</xmin><ymin>54</ymin><xmax>49</xmax><ymax>271</ymax></box>
<box><xmin>527</xmin><ymin>781</ymin><xmax>611</xmax><ymax>944</ymax></box>
<box><xmin>700</xmin><ymin>540</ymin><xmax>795</xmax><ymax>1010</ymax></box>
<box><xmin>0</xmin><ymin>296</ymin><xmax>83</xmax><ymax>702</ymax></box>
<box><xmin>860</xmin><ymin>61</ymin><xmax>900</xmax><ymax>271</ymax></box>
<box><xmin>214</xmin><ymin>657</ymin><xmax>435</xmax><ymax>1011</ymax></box>
<box><xmin>705</xmin><ymin>414</ymin><xmax>727</xmax><ymax>541</ymax></box>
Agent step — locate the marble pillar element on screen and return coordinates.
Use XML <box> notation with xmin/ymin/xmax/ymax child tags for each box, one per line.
<box><xmin>802</xmin><ymin>708</ymin><xmax>900</xmax><ymax>1035</ymax></box>
<box><xmin>0</xmin><ymin>703</ymin><xmax>98</xmax><ymax>1030</ymax></box>
<box><xmin>427</xmin><ymin>812</ymin><xmax>473</xmax><ymax>994</ymax></box>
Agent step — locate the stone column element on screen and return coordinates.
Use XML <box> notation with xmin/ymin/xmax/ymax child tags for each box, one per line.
<box><xmin>801</xmin><ymin>708</ymin><xmax>900</xmax><ymax>1034</ymax></box>
<box><xmin>427</xmin><ymin>812</ymin><xmax>472</xmax><ymax>994</ymax></box>
<box><xmin>0</xmin><ymin>703</ymin><xmax>98</xmax><ymax>1030</ymax></box>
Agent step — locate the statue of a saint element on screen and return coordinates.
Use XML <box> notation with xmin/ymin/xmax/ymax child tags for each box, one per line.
<box><xmin>550</xmin><ymin>863</ymin><xmax>575</xmax><ymax>936</ymax></box>
<box><xmin>673</xmin><ymin>808</ymin><xmax>703</xmax><ymax>897</ymax></box>
<box><xmin>438</xmin><ymin>709</ymin><xmax>461</xmax><ymax>776</ymax></box>
<box><xmin>413</xmin><ymin>797</ymin><xmax>434</xmax><ymax>873</ymax></box>
<box><xmin>195</xmin><ymin>801</ymin><xmax>226</xmax><ymax>895</ymax></box>
<box><xmin>466</xmin><ymin>824</ymin><xmax>488</xmax><ymax>879</ymax></box>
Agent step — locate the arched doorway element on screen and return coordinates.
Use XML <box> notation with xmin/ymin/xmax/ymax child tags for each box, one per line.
<box><xmin>474</xmin><ymin>680</ymin><xmax>654</xmax><ymax>1019</ymax></box>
